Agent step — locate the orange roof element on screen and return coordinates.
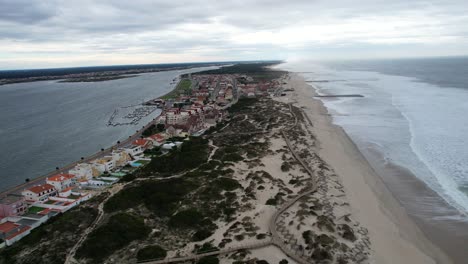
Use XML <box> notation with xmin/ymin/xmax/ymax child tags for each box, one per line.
<box><xmin>27</xmin><ymin>184</ymin><xmax>56</xmax><ymax>194</ymax></box>
<box><xmin>149</xmin><ymin>134</ymin><xmax>165</xmax><ymax>142</ymax></box>
<box><xmin>47</xmin><ymin>173</ymin><xmax>75</xmax><ymax>182</ymax></box>
<box><xmin>133</xmin><ymin>139</ymin><xmax>151</xmax><ymax>146</ymax></box>
<box><xmin>0</xmin><ymin>221</ymin><xmax>18</xmax><ymax>233</ymax></box>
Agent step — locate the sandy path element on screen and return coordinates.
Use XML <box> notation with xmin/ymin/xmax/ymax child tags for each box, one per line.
<box><xmin>285</xmin><ymin>73</ymin><xmax>452</xmax><ymax>264</ymax></box>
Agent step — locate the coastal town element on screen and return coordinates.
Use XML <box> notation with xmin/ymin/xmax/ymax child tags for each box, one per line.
<box><xmin>0</xmin><ymin>64</ymin><xmax>380</xmax><ymax>264</ymax></box>
<box><xmin>0</xmin><ymin>68</ymin><xmax>282</xmax><ymax>249</ymax></box>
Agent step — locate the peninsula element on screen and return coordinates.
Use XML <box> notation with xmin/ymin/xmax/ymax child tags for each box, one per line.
<box><xmin>0</xmin><ymin>63</ymin><xmax>451</xmax><ymax>264</ymax></box>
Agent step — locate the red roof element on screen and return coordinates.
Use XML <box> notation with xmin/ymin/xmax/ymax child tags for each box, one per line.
<box><xmin>0</xmin><ymin>221</ymin><xmax>17</xmax><ymax>233</ymax></box>
<box><xmin>47</xmin><ymin>173</ymin><xmax>75</xmax><ymax>182</ymax></box>
<box><xmin>149</xmin><ymin>134</ymin><xmax>165</xmax><ymax>142</ymax></box>
<box><xmin>27</xmin><ymin>184</ymin><xmax>56</xmax><ymax>194</ymax></box>
<box><xmin>133</xmin><ymin>139</ymin><xmax>151</xmax><ymax>147</ymax></box>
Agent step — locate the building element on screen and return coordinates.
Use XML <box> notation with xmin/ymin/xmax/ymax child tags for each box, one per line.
<box><xmin>124</xmin><ymin>145</ymin><xmax>144</xmax><ymax>157</ymax></box>
<box><xmin>21</xmin><ymin>184</ymin><xmax>57</xmax><ymax>202</ymax></box>
<box><xmin>132</xmin><ymin>138</ymin><xmax>153</xmax><ymax>150</ymax></box>
<box><xmin>69</xmin><ymin>163</ymin><xmax>93</xmax><ymax>181</ymax></box>
<box><xmin>0</xmin><ymin>221</ymin><xmax>31</xmax><ymax>246</ymax></box>
<box><xmin>109</xmin><ymin>150</ymin><xmax>132</xmax><ymax>167</ymax></box>
<box><xmin>46</xmin><ymin>173</ymin><xmax>75</xmax><ymax>192</ymax></box>
<box><xmin>148</xmin><ymin>133</ymin><xmax>167</xmax><ymax>146</ymax></box>
<box><xmin>0</xmin><ymin>195</ymin><xmax>26</xmax><ymax>218</ymax></box>
<box><xmin>91</xmin><ymin>157</ymin><xmax>116</xmax><ymax>173</ymax></box>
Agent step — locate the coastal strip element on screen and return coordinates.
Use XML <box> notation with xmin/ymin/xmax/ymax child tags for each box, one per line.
<box><xmin>287</xmin><ymin>73</ymin><xmax>453</xmax><ymax>263</ymax></box>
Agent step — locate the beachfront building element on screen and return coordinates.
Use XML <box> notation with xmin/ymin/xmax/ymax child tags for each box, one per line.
<box><xmin>147</xmin><ymin>133</ymin><xmax>167</xmax><ymax>146</ymax></box>
<box><xmin>110</xmin><ymin>150</ymin><xmax>132</xmax><ymax>167</ymax></box>
<box><xmin>0</xmin><ymin>195</ymin><xmax>26</xmax><ymax>218</ymax></box>
<box><xmin>91</xmin><ymin>157</ymin><xmax>116</xmax><ymax>174</ymax></box>
<box><xmin>0</xmin><ymin>221</ymin><xmax>31</xmax><ymax>246</ymax></box>
<box><xmin>132</xmin><ymin>138</ymin><xmax>153</xmax><ymax>150</ymax></box>
<box><xmin>124</xmin><ymin>145</ymin><xmax>144</xmax><ymax>157</ymax></box>
<box><xmin>69</xmin><ymin>163</ymin><xmax>93</xmax><ymax>181</ymax></box>
<box><xmin>21</xmin><ymin>184</ymin><xmax>57</xmax><ymax>203</ymax></box>
<box><xmin>46</xmin><ymin>173</ymin><xmax>75</xmax><ymax>192</ymax></box>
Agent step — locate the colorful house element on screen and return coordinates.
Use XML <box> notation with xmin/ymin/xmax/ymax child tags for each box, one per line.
<box><xmin>148</xmin><ymin>133</ymin><xmax>167</xmax><ymax>146</ymax></box>
<box><xmin>0</xmin><ymin>221</ymin><xmax>31</xmax><ymax>246</ymax></box>
<box><xmin>0</xmin><ymin>195</ymin><xmax>26</xmax><ymax>218</ymax></box>
<box><xmin>46</xmin><ymin>173</ymin><xmax>75</xmax><ymax>192</ymax></box>
<box><xmin>132</xmin><ymin>138</ymin><xmax>153</xmax><ymax>150</ymax></box>
<box><xmin>21</xmin><ymin>184</ymin><xmax>57</xmax><ymax>203</ymax></box>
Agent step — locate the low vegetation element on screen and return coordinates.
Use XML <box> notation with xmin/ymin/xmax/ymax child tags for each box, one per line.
<box><xmin>142</xmin><ymin>137</ymin><xmax>209</xmax><ymax>176</ymax></box>
<box><xmin>76</xmin><ymin>213</ymin><xmax>150</xmax><ymax>263</ymax></box>
<box><xmin>136</xmin><ymin>245</ymin><xmax>167</xmax><ymax>262</ymax></box>
<box><xmin>0</xmin><ymin>207</ymin><xmax>98</xmax><ymax>264</ymax></box>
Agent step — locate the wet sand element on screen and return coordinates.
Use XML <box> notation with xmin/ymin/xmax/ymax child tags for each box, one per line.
<box><xmin>361</xmin><ymin>144</ymin><xmax>468</xmax><ymax>264</ymax></box>
<box><xmin>288</xmin><ymin>73</ymin><xmax>454</xmax><ymax>263</ymax></box>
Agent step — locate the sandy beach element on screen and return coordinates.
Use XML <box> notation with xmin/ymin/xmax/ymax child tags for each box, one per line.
<box><xmin>284</xmin><ymin>73</ymin><xmax>453</xmax><ymax>263</ymax></box>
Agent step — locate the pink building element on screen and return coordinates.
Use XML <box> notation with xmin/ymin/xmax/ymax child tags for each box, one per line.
<box><xmin>0</xmin><ymin>195</ymin><xmax>26</xmax><ymax>218</ymax></box>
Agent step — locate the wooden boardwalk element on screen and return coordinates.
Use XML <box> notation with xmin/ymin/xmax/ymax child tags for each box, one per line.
<box><xmin>137</xmin><ymin>240</ymin><xmax>273</xmax><ymax>264</ymax></box>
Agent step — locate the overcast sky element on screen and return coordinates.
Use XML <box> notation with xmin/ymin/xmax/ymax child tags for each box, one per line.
<box><xmin>1</xmin><ymin>0</ymin><xmax>468</xmax><ymax>69</ymax></box>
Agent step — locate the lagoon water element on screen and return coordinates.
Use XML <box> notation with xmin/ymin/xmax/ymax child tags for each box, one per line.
<box><xmin>0</xmin><ymin>66</ymin><xmax>215</xmax><ymax>192</ymax></box>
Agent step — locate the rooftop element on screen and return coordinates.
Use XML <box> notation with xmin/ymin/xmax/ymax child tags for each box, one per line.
<box><xmin>25</xmin><ymin>184</ymin><xmax>56</xmax><ymax>194</ymax></box>
<box><xmin>47</xmin><ymin>173</ymin><xmax>75</xmax><ymax>182</ymax></box>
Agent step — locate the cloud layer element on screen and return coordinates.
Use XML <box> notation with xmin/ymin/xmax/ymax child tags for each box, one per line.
<box><xmin>1</xmin><ymin>0</ymin><xmax>468</xmax><ymax>69</ymax></box>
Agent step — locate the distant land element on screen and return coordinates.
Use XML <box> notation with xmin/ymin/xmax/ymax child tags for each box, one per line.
<box><xmin>0</xmin><ymin>61</ymin><xmax>282</xmax><ymax>86</ymax></box>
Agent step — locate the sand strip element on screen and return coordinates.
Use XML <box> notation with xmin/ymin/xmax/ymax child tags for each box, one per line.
<box><xmin>286</xmin><ymin>73</ymin><xmax>452</xmax><ymax>264</ymax></box>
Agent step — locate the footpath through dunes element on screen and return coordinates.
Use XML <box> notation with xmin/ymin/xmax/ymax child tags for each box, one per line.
<box><xmin>136</xmin><ymin>87</ymin><xmax>372</xmax><ymax>263</ymax></box>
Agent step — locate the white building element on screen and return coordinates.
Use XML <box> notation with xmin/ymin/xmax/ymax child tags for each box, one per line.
<box><xmin>46</xmin><ymin>173</ymin><xmax>75</xmax><ymax>192</ymax></box>
<box><xmin>21</xmin><ymin>184</ymin><xmax>57</xmax><ymax>202</ymax></box>
<box><xmin>69</xmin><ymin>163</ymin><xmax>93</xmax><ymax>181</ymax></box>
<box><xmin>91</xmin><ymin>157</ymin><xmax>116</xmax><ymax>173</ymax></box>
<box><xmin>110</xmin><ymin>150</ymin><xmax>131</xmax><ymax>167</ymax></box>
<box><xmin>124</xmin><ymin>146</ymin><xmax>144</xmax><ymax>157</ymax></box>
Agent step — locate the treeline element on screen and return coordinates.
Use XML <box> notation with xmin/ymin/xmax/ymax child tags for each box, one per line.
<box><xmin>194</xmin><ymin>62</ymin><xmax>283</xmax><ymax>75</ymax></box>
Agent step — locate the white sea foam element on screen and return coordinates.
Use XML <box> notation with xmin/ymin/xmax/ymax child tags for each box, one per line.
<box><xmin>280</xmin><ymin>61</ymin><xmax>468</xmax><ymax>214</ymax></box>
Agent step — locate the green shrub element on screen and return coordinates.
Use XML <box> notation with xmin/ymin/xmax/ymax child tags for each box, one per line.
<box><xmin>169</xmin><ymin>208</ymin><xmax>203</xmax><ymax>228</ymax></box>
<box><xmin>266</xmin><ymin>198</ymin><xmax>277</xmax><ymax>206</ymax></box>
<box><xmin>136</xmin><ymin>245</ymin><xmax>167</xmax><ymax>261</ymax></box>
<box><xmin>214</xmin><ymin>177</ymin><xmax>241</xmax><ymax>191</ymax></box>
<box><xmin>76</xmin><ymin>213</ymin><xmax>150</xmax><ymax>263</ymax></box>
<box><xmin>192</xmin><ymin>229</ymin><xmax>214</xmax><ymax>241</ymax></box>
<box><xmin>104</xmin><ymin>179</ymin><xmax>198</xmax><ymax>215</ymax></box>
<box><xmin>197</xmin><ymin>256</ymin><xmax>220</xmax><ymax>264</ymax></box>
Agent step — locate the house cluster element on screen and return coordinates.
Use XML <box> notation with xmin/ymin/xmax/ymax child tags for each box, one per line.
<box><xmin>237</xmin><ymin>78</ymin><xmax>281</xmax><ymax>98</ymax></box>
<box><xmin>192</xmin><ymin>74</ymin><xmax>236</xmax><ymax>106</ymax></box>
<box><xmin>153</xmin><ymin>75</ymin><xmax>239</xmax><ymax>137</ymax></box>
<box><xmin>0</xmin><ymin>180</ymin><xmax>92</xmax><ymax>248</ymax></box>
<box><xmin>0</xmin><ymin>143</ymin><xmax>152</xmax><ymax>247</ymax></box>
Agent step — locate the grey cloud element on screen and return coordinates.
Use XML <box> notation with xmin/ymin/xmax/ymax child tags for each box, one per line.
<box><xmin>0</xmin><ymin>0</ymin><xmax>58</xmax><ymax>24</ymax></box>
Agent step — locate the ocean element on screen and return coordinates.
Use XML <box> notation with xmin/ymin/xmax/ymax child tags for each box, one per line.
<box><xmin>0</xmin><ymin>66</ymin><xmax>216</xmax><ymax>192</ymax></box>
<box><xmin>281</xmin><ymin>57</ymin><xmax>468</xmax><ymax>261</ymax></box>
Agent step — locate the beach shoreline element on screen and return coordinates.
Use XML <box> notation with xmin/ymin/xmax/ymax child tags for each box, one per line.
<box><xmin>286</xmin><ymin>73</ymin><xmax>453</xmax><ymax>263</ymax></box>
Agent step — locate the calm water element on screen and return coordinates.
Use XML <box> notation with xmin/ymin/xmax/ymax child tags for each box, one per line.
<box><xmin>281</xmin><ymin>57</ymin><xmax>468</xmax><ymax>214</ymax></box>
<box><xmin>0</xmin><ymin>66</ymin><xmax>215</xmax><ymax>191</ymax></box>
